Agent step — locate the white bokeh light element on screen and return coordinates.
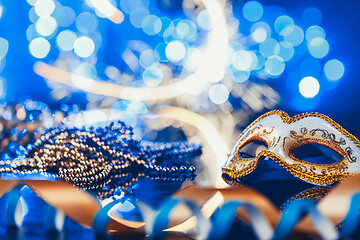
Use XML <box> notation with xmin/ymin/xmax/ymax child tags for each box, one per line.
<box><xmin>74</xmin><ymin>36</ymin><xmax>95</xmax><ymax>58</ymax></box>
<box><xmin>165</xmin><ymin>40</ymin><xmax>186</xmax><ymax>62</ymax></box>
<box><xmin>252</xmin><ymin>28</ymin><xmax>267</xmax><ymax>43</ymax></box>
<box><xmin>34</xmin><ymin>0</ymin><xmax>55</xmax><ymax>17</ymax></box>
<box><xmin>299</xmin><ymin>76</ymin><xmax>320</xmax><ymax>98</ymax></box>
<box><xmin>56</xmin><ymin>30</ymin><xmax>77</xmax><ymax>52</ymax></box>
<box><xmin>209</xmin><ymin>84</ymin><xmax>229</xmax><ymax>104</ymax></box>
<box><xmin>35</xmin><ymin>16</ymin><xmax>57</xmax><ymax>36</ymax></box>
<box><xmin>29</xmin><ymin>37</ymin><xmax>50</xmax><ymax>58</ymax></box>
<box><xmin>232</xmin><ymin>50</ymin><xmax>253</xmax><ymax>71</ymax></box>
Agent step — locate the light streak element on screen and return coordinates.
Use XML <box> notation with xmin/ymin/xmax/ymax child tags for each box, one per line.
<box><xmin>89</xmin><ymin>0</ymin><xmax>124</xmax><ymax>24</ymax></box>
<box><xmin>34</xmin><ymin>0</ymin><xmax>229</xmax><ymax>101</ymax></box>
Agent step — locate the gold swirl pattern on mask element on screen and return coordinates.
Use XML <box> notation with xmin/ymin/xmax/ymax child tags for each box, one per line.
<box><xmin>222</xmin><ymin>110</ymin><xmax>360</xmax><ymax>186</ymax></box>
<box><xmin>280</xmin><ymin>186</ymin><xmax>331</xmax><ymax>211</ymax></box>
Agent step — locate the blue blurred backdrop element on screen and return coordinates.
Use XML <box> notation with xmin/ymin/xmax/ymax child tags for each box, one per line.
<box><xmin>0</xmin><ymin>0</ymin><xmax>358</xmax><ymax>137</ymax></box>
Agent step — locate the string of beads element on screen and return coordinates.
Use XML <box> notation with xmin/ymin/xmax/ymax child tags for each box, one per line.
<box><xmin>0</xmin><ymin>120</ymin><xmax>200</xmax><ymax>198</ymax></box>
<box><xmin>0</xmin><ymin>100</ymin><xmax>201</xmax><ymax>198</ymax></box>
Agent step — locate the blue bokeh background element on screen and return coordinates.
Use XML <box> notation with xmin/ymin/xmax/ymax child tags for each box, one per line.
<box><xmin>0</xmin><ymin>0</ymin><xmax>359</xmax><ymax>135</ymax></box>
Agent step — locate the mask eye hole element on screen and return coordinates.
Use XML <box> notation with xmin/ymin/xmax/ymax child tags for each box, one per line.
<box><xmin>293</xmin><ymin>143</ymin><xmax>343</xmax><ymax>164</ymax></box>
<box><xmin>238</xmin><ymin>140</ymin><xmax>268</xmax><ymax>158</ymax></box>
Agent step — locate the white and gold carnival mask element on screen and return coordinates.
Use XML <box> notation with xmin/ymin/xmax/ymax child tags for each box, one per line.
<box><xmin>222</xmin><ymin>110</ymin><xmax>360</xmax><ymax>186</ymax></box>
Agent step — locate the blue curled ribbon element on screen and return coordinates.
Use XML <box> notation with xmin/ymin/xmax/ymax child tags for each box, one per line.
<box><xmin>5</xmin><ymin>184</ymin><xmax>24</xmax><ymax>227</ymax></box>
<box><xmin>5</xmin><ymin>184</ymin><xmax>64</xmax><ymax>236</ymax></box>
<box><xmin>43</xmin><ymin>205</ymin><xmax>59</xmax><ymax>232</ymax></box>
<box><xmin>339</xmin><ymin>192</ymin><xmax>360</xmax><ymax>238</ymax></box>
<box><xmin>93</xmin><ymin>198</ymin><xmax>125</xmax><ymax>236</ymax></box>
<box><xmin>272</xmin><ymin>199</ymin><xmax>338</xmax><ymax>240</ymax></box>
<box><xmin>3</xmin><ymin>181</ymin><xmax>360</xmax><ymax>239</ymax></box>
<box><xmin>208</xmin><ymin>200</ymin><xmax>273</xmax><ymax>240</ymax></box>
<box><xmin>150</xmin><ymin>198</ymin><xmax>211</xmax><ymax>240</ymax></box>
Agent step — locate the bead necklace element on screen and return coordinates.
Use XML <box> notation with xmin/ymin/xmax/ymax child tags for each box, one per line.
<box><xmin>0</xmin><ymin>120</ymin><xmax>200</xmax><ymax>198</ymax></box>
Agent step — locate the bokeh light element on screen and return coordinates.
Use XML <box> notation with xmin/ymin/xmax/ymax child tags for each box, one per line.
<box><xmin>119</xmin><ymin>0</ymin><xmax>131</xmax><ymax>14</ymax></box>
<box><xmin>0</xmin><ymin>37</ymin><xmax>9</xmax><ymax>59</ymax></box>
<box><xmin>139</xmin><ymin>49</ymin><xmax>159</xmax><ymax>69</ymax></box>
<box><xmin>162</xmin><ymin>21</ymin><xmax>176</xmax><ymax>43</ymax></box>
<box><xmin>176</xmin><ymin>20</ymin><xmax>197</xmax><ymax>41</ymax></box>
<box><xmin>34</xmin><ymin>0</ymin><xmax>55</xmax><ymax>17</ymax></box>
<box><xmin>74</xmin><ymin>62</ymin><xmax>97</xmax><ymax>78</ymax></box>
<box><xmin>74</xmin><ymin>36</ymin><xmax>95</xmax><ymax>58</ymax></box>
<box><xmin>281</xmin><ymin>25</ymin><xmax>304</xmax><ymax>46</ymax></box>
<box><xmin>230</xmin><ymin>66</ymin><xmax>250</xmax><ymax>83</ymax></box>
<box><xmin>29</xmin><ymin>7</ymin><xmax>39</xmax><ymax>23</ymax></box>
<box><xmin>29</xmin><ymin>37</ymin><xmax>51</xmax><ymax>58</ymax></box>
<box><xmin>76</xmin><ymin>12</ymin><xmax>98</xmax><ymax>33</ymax></box>
<box><xmin>305</xmin><ymin>25</ymin><xmax>326</xmax><ymax>43</ymax></box>
<box><xmin>209</xmin><ymin>84</ymin><xmax>229</xmax><ymax>104</ymax></box>
<box><xmin>119</xmin><ymin>0</ymin><xmax>149</xmax><ymax>14</ymax></box>
<box><xmin>130</xmin><ymin>7</ymin><xmax>149</xmax><ymax>28</ymax></box>
<box><xmin>302</xmin><ymin>7</ymin><xmax>322</xmax><ymax>26</ymax></box>
<box><xmin>308</xmin><ymin>37</ymin><xmax>329</xmax><ymax>58</ymax></box>
<box><xmin>142</xmin><ymin>67</ymin><xmax>163</xmax><ymax>87</ymax></box>
<box><xmin>265</xmin><ymin>56</ymin><xmax>285</xmax><ymax>77</ymax></box>
<box><xmin>278</xmin><ymin>41</ymin><xmax>294</xmax><ymax>61</ymax></box>
<box><xmin>232</xmin><ymin>50</ymin><xmax>253</xmax><ymax>71</ymax></box>
<box><xmin>126</xmin><ymin>100</ymin><xmax>147</xmax><ymax>114</ymax></box>
<box><xmin>252</xmin><ymin>51</ymin><xmax>265</xmax><ymax>70</ymax></box>
<box><xmin>142</xmin><ymin>15</ymin><xmax>162</xmax><ymax>35</ymax></box>
<box><xmin>35</xmin><ymin>16</ymin><xmax>57</xmax><ymax>37</ymax></box>
<box><xmin>197</xmin><ymin>10</ymin><xmax>212</xmax><ymax>30</ymax></box>
<box><xmin>252</xmin><ymin>28</ymin><xmax>267</xmax><ymax>43</ymax></box>
<box><xmin>243</xmin><ymin>1</ymin><xmax>263</xmax><ymax>22</ymax></box>
<box><xmin>26</xmin><ymin>24</ymin><xmax>37</xmax><ymax>41</ymax></box>
<box><xmin>165</xmin><ymin>40</ymin><xmax>186</xmax><ymax>62</ymax></box>
<box><xmin>259</xmin><ymin>38</ymin><xmax>280</xmax><ymax>57</ymax></box>
<box><xmin>52</xmin><ymin>5</ymin><xmax>76</xmax><ymax>27</ymax></box>
<box><xmin>251</xmin><ymin>22</ymin><xmax>271</xmax><ymax>43</ymax></box>
<box><xmin>56</xmin><ymin>30</ymin><xmax>77</xmax><ymax>52</ymax></box>
<box><xmin>26</xmin><ymin>0</ymin><xmax>37</xmax><ymax>6</ymax></box>
<box><xmin>299</xmin><ymin>76</ymin><xmax>320</xmax><ymax>98</ymax></box>
<box><xmin>324</xmin><ymin>59</ymin><xmax>345</xmax><ymax>81</ymax></box>
<box><xmin>274</xmin><ymin>15</ymin><xmax>294</xmax><ymax>34</ymax></box>
<box><xmin>249</xmin><ymin>51</ymin><xmax>259</xmax><ymax>70</ymax></box>
<box><xmin>155</xmin><ymin>42</ymin><xmax>168</xmax><ymax>62</ymax></box>
<box><xmin>157</xmin><ymin>17</ymin><xmax>172</xmax><ymax>37</ymax></box>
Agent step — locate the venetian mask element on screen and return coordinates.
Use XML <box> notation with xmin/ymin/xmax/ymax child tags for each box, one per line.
<box><xmin>222</xmin><ymin>110</ymin><xmax>360</xmax><ymax>186</ymax></box>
